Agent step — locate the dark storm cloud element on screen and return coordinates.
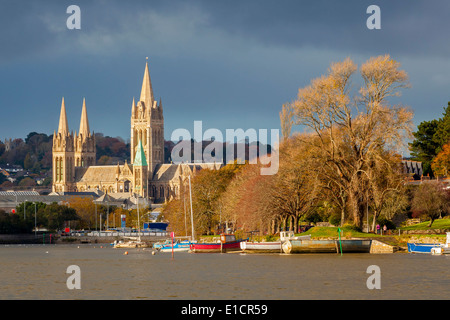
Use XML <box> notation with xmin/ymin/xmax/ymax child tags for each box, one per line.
<box><xmin>0</xmin><ymin>0</ymin><xmax>449</xmax><ymax>142</ymax></box>
<box><xmin>2</xmin><ymin>0</ymin><xmax>450</xmax><ymax>62</ymax></box>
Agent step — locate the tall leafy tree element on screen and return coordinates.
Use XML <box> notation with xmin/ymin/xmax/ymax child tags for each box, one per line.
<box><xmin>293</xmin><ymin>55</ymin><xmax>413</xmax><ymax>229</ymax></box>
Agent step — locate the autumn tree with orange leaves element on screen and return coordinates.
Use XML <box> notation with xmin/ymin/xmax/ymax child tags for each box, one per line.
<box><xmin>431</xmin><ymin>142</ymin><xmax>450</xmax><ymax>177</ymax></box>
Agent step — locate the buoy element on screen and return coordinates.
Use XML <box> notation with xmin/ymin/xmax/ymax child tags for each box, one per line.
<box><xmin>152</xmin><ymin>251</ymin><xmax>156</xmax><ymax>255</ymax></box>
<box><xmin>124</xmin><ymin>251</ymin><xmax>128</xmax><ymax>255</ymax></box>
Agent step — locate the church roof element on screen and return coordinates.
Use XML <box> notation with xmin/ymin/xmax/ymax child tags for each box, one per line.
<box><xmin>133</xmin><ymin>140</ymin><xmax>148</xmax><ymax>167</ymax></box>
<box><xmin>75</xmin><ymin>166</ymin><xmax>122</xmax><ymax>183</ymax></box>
<box><xmin>151</xmin><ymin>163</ymin><xmax>224</xmax><ymax>182</ymax></box>
<box><xmin>152</xmin><ymin>164</ymin><xmax>181</xmax><ymax>182</ymax></box>
<box><xmin>94</xmin><ymin>193</ymin><xmax>117</xmax><ymax>203</ymax></box>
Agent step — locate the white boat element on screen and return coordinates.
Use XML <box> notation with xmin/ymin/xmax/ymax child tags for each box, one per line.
<box><xmin>240</xmin><ymin>232</ymin><xmax>311</xmax><ymax>253</ymax></box>
<box><xmin>113</xmin><ymin>240</ymin><xmax>150</xmax><ymax>248</ymax></box>
<box><xmin>240</xmin><ymin>241</ymin><xmax>282</xmax><ymax>253</ymax></box>
<box><xmin>279</xmin><ymin>231</ymin><xmax>311</xmax><ymax>242</ymax></box>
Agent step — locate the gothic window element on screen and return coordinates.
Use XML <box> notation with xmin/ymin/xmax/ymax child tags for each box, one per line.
<box><xmin>59</xmin><ymin>157</ymin><xmax>63</xmax><ymax>182</ymax></box>
<box><xmin>160</xmin><ymin>186</ymin><xmax>164</xmax><ymax>198</ymax></box>
<box><xmin>55</xmin><ymin>157</ymin><xmax>59</xmax><ymax>182</ymax></box>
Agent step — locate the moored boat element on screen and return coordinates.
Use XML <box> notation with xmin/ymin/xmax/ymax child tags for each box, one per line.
<box><xmin>190</xmin><ymin>234</ymin><xmax>247</xmax><ymax>253</ymax></box>
<box><xmin>159</xmin><ymin>240</ymin><xmax>196</xmax><ymax>252</ymax></box>
<box><xmin>240</xmin><ymin>233</ymin><xmax>312</xmax><ymax>253</ymax></box>
<box><xmin>282</xmin><ymin>239</ymin><xmax>372</xmax><ymax>254</ymax></box>
<box><xmin>282</xmin><ymin>239</ymin><xmax>337</xmax><ymax>254</ymax></box>
<box><xmin>240</xmin><ymin>241</ymin><xmax>282</xmax><ymax>253</ymax></box>
<box><xmin>407</xmin><ymin>242</ymin><xmax>442</xmax><ymax>254</ymax></box>
<box><xmin>153</xmin><ymin>239</ymin><xmax>172</xmax><ymax>250</ymax></box>
<box><xmin>338</xmin><ymin>239</ymin><xmax>372</xmax><ymax>253</ymax></box>
<box><xmin>113</xmin><ymin>240</ymin><xmax>150</xmax><ymax>248</ymax></box>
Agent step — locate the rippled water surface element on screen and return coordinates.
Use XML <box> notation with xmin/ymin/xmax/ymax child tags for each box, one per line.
<box><xmin>0</xmin><ymin>244</ymin><xmax>449</xmax><ymax>299</ymax></box>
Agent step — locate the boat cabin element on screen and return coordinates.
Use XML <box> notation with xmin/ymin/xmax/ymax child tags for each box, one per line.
<box><xmin>280</xmin><ymin>231</ymin><xmax>295</xmax><ymax>241</ymax></box>
<box><xmin>220</xmin><ymin>234</ymin><xmax>236</xmax><ymax>243</ymax></box>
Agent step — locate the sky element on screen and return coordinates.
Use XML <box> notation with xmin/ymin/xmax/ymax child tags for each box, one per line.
<box><xmin>1</xmin><ymin>0</ymin><xmax>450</xmax><ymax>148</ymax></box>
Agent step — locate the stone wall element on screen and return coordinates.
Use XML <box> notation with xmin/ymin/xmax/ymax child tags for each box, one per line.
<box><xmin>370</xmin><ymin>240</ymin><xmax>398</xmax><ymax>253</ymax></box>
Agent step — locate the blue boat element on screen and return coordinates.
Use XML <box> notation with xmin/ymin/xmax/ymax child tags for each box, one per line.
<box><xmin>407</xmin><ymin>242</ymin><xmax>442</xmax><ymax>254</ymax></box>
<box><xmin>153</xmin><ymin>239</ymin><xmax>171</xmax><ymax>250</ymax></box>
<box><xmin>158</xmin><ymin>240</ymin><xmax>196</xmax><ymax>252</ymax></box>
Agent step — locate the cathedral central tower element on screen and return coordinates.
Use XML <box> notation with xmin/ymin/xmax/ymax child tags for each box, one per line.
<box><xmin>130</xmin><ymin>60</ymin><xmax>164</xmax><ymax>176</ymax></box>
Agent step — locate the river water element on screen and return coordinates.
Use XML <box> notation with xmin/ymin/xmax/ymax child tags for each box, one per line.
<box><xmin>0</xmin><ymin>244</ymin><xmax>449</xmax><ymax>300</ymax></box>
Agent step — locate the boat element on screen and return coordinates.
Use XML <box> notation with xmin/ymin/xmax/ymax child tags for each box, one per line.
<box><xmin>282</xmin><ymin>239</ymin><xmax>337</xmax><ymax>254</ymax></box>
<box><xmin>407</xmin><ymin>242</ymin><xmax>442</xmax><ymax>254</ymax></box>
<box><xmin>413</xmin><ymin>232</ymin><xmax>450</xmax><ymax>255</ymax></box>
<box><xmin>153</xmin><ymin>239</ymin><xmax>172</xmax><ymax>250</ymax></box>
<box><xmin>190</xmin><ymin>234</ymin><xmax>247</xmax><ymax>253</ymax></box>
<box><xmin>240</xmin><ymin>241</ymin><xmax>282</xmax><ymax>253</ymax></box>
<box><xmin>158</xmin><ymin>240</ymin><xmax>197</xmax><ymax>252</ymax></box>
<box><xmin>113</xmin><ymin>240</ymin><xmax>150</xmax><ymax>248</ymax></box>
<box><xmin>279</xmin><ymin>231</ymin><xmax>311</xmax><ymax>242</ymax></box>
<box><xmin>282</xmin><ymin>239</ymin><xmax>372</xmax><ymax>254</ymax></box>
<box><xmin>338</xmin><ymin>239</ymin><xmax>372</xmax><ymax>253</ymax></box>
<box><xmin>240</xmin><ymin>232</ymin><xmax>312</xmax><ymax>253</ymax></box>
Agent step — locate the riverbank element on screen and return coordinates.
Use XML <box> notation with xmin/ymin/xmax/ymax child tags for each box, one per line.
<box><xmin>0</xmin><ymin>233</ymin><xmax>168</xmax><ymax>245</ymax></box>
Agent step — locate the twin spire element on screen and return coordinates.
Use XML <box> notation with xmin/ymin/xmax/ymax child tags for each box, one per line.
<box><xmin>57</xmin><ymin>97</ymin><xmax>91</xmax><ymax>137</ymax></box>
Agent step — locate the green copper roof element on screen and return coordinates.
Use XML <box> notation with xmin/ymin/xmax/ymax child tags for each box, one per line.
<box><xmin>133</xmin><ymin>140</ymin><xmax>148</xmax><ymax>166</ymax></box>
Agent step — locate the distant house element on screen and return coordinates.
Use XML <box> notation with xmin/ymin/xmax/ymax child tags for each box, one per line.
<box><xmin>402</xmin><ymin>160</ymin><xmax>423</xmax><ymax>179</ymax></box>
<box><xmin>0</xmin><ymin>164</ymin><xmax>23</xmax><ymax>173</ymax></box>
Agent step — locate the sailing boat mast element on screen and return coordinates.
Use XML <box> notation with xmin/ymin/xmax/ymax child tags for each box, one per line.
<box><xmin>137</xmin><ymin>194</ymin><xmax>141</xmax><ymax>242</ymax></box>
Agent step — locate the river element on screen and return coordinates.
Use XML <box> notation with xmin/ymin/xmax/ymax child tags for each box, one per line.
<box><xmin>0</xmin><ymin>244</ymin><xmax>448</xmax><ymax>300</ymax></box>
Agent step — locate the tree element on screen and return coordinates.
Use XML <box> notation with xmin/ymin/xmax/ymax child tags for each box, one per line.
<box><xmin>409</xmin><ymin>119</ymin><xmax>440</xmax><ymax>176</ymax></box>
<box><xmin>41</xmin><ymin>203</ymin><xmax>78</xmax><ymax>231</ymax></box>
<box><xmin>67</xmin><ymin>197</ymin><xmax>96</xmax><ymax>229</ymax></box>
<box><xmin>431</xmin><ymin>142</ymin><xmax>450</xmax><ymax>177</ymax></box>
<box><xmin>279</xmin><ymin>102</ymin><xmax>294</xmax><ymax>141</ymax></box>
<box><xmin>411</xmin><ymin>182</ymin><xmax>449</xmax><ymax>227</ymax></box>
<box><xmin>433</xmin><ymin>102</ymin><xmax>450</xmax><ymax>149</ymax></box>
<box><xmin>190</xmin><ymin>164</ymin><xmax>241</xmax><ymax>235</ymax></box>
<box><xmin>293</xmin><ymin>55</ymin><xmax>413</xmax><ymax>228</ymax></box>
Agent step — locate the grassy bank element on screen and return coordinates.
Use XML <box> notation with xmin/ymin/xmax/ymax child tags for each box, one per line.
<box><xmin>398</xmin><ymin>217</ymin><xmax>450</xmax><ymax>231</ymax></box>
<box><xmin>199</xmin><ymin>218</ymin><xmax>450</xmax><ymax>246</ymax></box>
<box><xmin>298</xmin><ymin>226</ymin><xmax>379</xmax><ymax>239</ymax></box>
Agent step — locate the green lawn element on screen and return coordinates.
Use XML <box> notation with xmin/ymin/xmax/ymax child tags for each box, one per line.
<box><xmin>298</xmin><ymin>226</ymin><xmax>380</xmax><ymax>239</ymax></box>
<box><xmin>399</xmin><ymin>218</ymin><xmax>450</xmax><ymax>231</ymax></box>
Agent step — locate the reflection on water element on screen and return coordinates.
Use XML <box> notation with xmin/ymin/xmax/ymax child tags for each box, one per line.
<box><xmin>0</xmin><ymin>244</ymin><xmax>449</xmax><ymax>299</ymax></box>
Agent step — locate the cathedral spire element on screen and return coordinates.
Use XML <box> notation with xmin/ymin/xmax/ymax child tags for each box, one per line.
<box><xmin>140</xmin><ymin>58</ymin><xmax>154</xmax><ymax>109</ymax></box>
<box><xmin>133</xmin><ymin>139</ymin><xmax>148</xmax><ymax>167</ymax></box>
<box><xmin>58</xmin><ymin>97</ymin><xmax>69</xmax><ymax>136</ymax></box>
<box><xmin>79</xmin><ymin>97</ymin><xmax>90</xmax><ymax>138</ymax></box>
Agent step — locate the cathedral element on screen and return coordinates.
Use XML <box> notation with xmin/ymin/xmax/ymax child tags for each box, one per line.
<box><xmin>52</xmin><ymin>60</ymin><xmax>222</xmax><ymax>203</ymax></box>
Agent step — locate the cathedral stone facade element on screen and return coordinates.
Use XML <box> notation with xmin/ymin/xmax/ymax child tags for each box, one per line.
<box><xmin>52</xmin><ymin>61</ymin><xmax>222</xmax><ymax>203</ymax></box>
